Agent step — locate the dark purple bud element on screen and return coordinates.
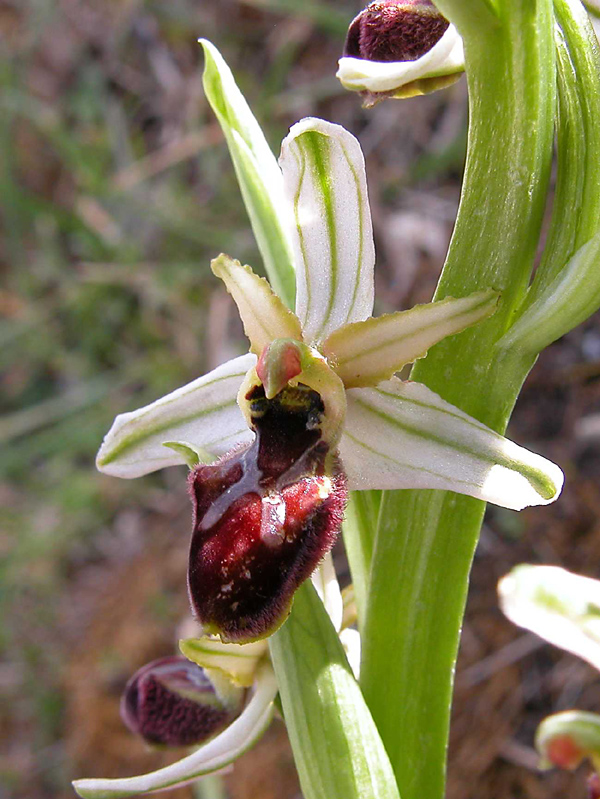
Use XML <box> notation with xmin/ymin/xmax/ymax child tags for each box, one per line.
<box><xmin>344</xmin><ymin>0</ymin><xmax>449</xmax><ymax>63</ymax></box>
<box><xmin>120</xmin><ymin>656</ymin><xmax>239</xmax><ymax>747</ymax></box>
<box><xmin>588</xmin><ymin>773</ymin><xmax>600</xmax><ymax>799</ymax></box>
<box><xmin>188</xmin><ymin>384</ymin><xmax>347</xmax><ymax>643</ymax></box>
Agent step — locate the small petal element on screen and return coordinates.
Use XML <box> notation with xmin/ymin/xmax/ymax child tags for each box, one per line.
<box><xmin>211</xmin><ymin>254</ymin><xmax>303</xmax><ymax>355</ymax></box>
<box><xmin>97</xmin><ymin>354</ymin><xmax>255</xmax><ymax>478</ymax></box>
<box><xmin>499</xmin><ymin>565</ymin><xmax>600</xmax><ymax>671</ymax></box>
<box><xmin>323</xmin><ymin>289</ymin><xmax>498</xmax><ymax>387</ymax></box>
<box><xmin>337</xmin><ymin>24</ymin><xmax>464</xmax><ymax>101</ymax></box>
<box><xmin>72</xmin><ymin>662</ymin><xmax>278</xmax><ymax>799</ymax></box>
<box><xmin>280</xmin><ymin>118</ymin><xmax>375</xmax><ymax>343</ymax></box>
<box><xmin>340</xmin><ymin>378</ymin><xmax>563</xmax><ymax>509</ymax></box>
<box><xmin>180</xmin><ymin>637</ymin><xmax>268</xmax><ymax>688</ymax></box>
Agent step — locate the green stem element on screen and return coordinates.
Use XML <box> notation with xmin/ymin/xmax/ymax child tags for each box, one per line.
<box><xmin>360</xmin><ymin>2</ymin><xmax>556</xmax><ymax>798</ymax></box>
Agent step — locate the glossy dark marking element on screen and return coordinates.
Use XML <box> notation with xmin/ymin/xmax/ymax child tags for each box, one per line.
<box><xmin>188</xmin><ymin>384</ymin><xmax>347</xmax><ymax>643</ymax></box>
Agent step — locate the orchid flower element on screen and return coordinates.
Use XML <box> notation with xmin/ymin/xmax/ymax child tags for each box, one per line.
<box><xmin>499</xmin><ymin>565</ymin><xmax>600</xmax><ymax>792</ymax></box>
<box><xmin>75</xmin><ymin>41</ymin><xmax>563</xmax><ymax>799</ymax></box>
<box><xmin>73</xmin><ymin>557</ymin><xmax>351</xmax><ymax>799</ymax></box>
<box><xmin>337</xmin><ymin>1</ymin><xmax>465</xmax><ymax>104</ymax></box>
<box><xmin>96</xmin><ymin>116</ymin><xmax>562</xmax><ymax>517</ymax></box>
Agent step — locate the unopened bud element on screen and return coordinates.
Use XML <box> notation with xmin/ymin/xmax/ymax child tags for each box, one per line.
<box><xmin>188</xmin><ymin>383</ymin><xmax>347</xmax><ymax>643</ymax></box>
<box><xmin>120</xmin><ymin>656</ymin><xmax>241</xmax><ymax>747</ymax></box>
<box><xmin>344</xmin><ymin>1</ymin><xmax>449</xmax><ymax>63</ymax></box>
<box><xmin>537</xmin><ymin>711</ymin><xmax>600</xmax><ymax>773</ymax></box>
<box><xmin>337</xmin><ymin>0</ymin><xmax>464</xmax><ymax>104</ymax></box>
<box><xmin>588</xmin><ymin>773</ymin><xmax>600</xmax><ymax>799</ymax></box>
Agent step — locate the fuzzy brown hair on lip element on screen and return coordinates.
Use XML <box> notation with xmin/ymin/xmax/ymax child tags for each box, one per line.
<box><xmin>187</xmin><ymin>384</ymin><xmax>347</xmax><ymax>643</ymax></box>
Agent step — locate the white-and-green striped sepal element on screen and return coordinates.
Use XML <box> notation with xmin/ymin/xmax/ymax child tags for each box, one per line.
<box><xmin>280</xmin><ymin>118</ymin><xmax>375</xmax><ymax>344</ymax></box>
<box><xmin>336</xmin><ymin>25</ymin><xmax>464</xmax><ymax>99</ymax></box>
<box><xmin>200</xmin><ymin>40</ymin><xmax>296</xmax><ymax>309</ymax></box>
<box><xmin>72</xmin><ymin>662</ymin><xmax>278</xmax><ymax>799</ymax></box>
<box><xmin>96</xmin><ymin>354</ymin><xmax>255</xmax><ymax>478</ymax></box>
<box><xmin>340</xmin><ymin>378</ymin><xmax>563</xmax><ymax>510</ymax></box>
<box><xmin>499</xmin><ymin>565</ymin><xmax>600</xmax><ymax>671</ymax></box>
<box><xmin>323</xmin><ymin>289</ymin><xmax>498</xmax><ymax>388</ymax></box>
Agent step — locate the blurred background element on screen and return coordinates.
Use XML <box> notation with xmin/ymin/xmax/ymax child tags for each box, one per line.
<box><xmin>2</xmin><ymin>1</ymin><xmax>600</xmax><ymax>797</ymax></box>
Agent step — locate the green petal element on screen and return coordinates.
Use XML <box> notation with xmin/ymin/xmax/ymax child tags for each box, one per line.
<box><xmin>211</xmin><ymin>254</ymin><xmax>303</xmax><ymax>355</ymax></box>
<box><xmin>200</xmin><ymin>40</ymin><xmax>295</xmax><ymax>308</ymax></box>
<box><xmin>180</xmin><ymin>636</ymin><xmax>268</xmax><ymax>688</ymax></box>
<box><xmin>323</xmin><ymin>289</ymin><xmax>498</xmax><ymax>387</ymax></box>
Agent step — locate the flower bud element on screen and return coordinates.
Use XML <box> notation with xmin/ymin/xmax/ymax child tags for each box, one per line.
<box><xmin>188</xmin><ymin>383</ymin><xmax>347</xmax><ymax>643</ymax></box>
<box><xmin>536</xmin><ymin>711</ymin><xmax>600</xmax><ymax>773</ymax></box>
<box><xmin>120</xmin><ymin>656</ymin><xmax>242</xmax><ymax>747</ymax></box>
<box><xmin>337</xmin><ymin>1</ymin><xmax>464</xmax><ymax>104</ymax></box>
<box><xmin>344</xmin><ymin>1</ymin><xmax>449</xmax><ymax>63</ymax></box>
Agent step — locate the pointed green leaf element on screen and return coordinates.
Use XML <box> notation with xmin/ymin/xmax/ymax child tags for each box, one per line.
<box><xmin>498</xmin><ymin>229</ymin><xmax>600</xmax><ymax>356</ymax></box>
<box><xmin>200</xmin><ymin>40</ymin><xmax>295</xmax><ymax>307</ymax></box>
<box><xmin>340</xmin><ymin>378</ymin><xmax>563</xmax><ymax>509</ymax></box>
<box><xmin>73</xmin><ymin>663</ymin><xmax>277</xmax><ymax>799</ymax></box>
<box><xmin>280</xmin><ymin>118</ymin><xmax>375</xmax><ymax>343</ymax></box>
<box><xmin>211</xmin><ymin>254</ymin><xmax>302</xmax><ymax>355</ymax></box>
<box><xmin>323</xmin><ymin>289</ymin><xmax>498</xmax><ymax>388</ymax></box>
<box><xmin>97</xmin><ymin>354</ymin><xmax>255</xmax><ymax>478</ymax></box>
<box><xmin>269</xmin><ymin>582</ymin><xmax>401</xmax><ymax>799</ymax></box>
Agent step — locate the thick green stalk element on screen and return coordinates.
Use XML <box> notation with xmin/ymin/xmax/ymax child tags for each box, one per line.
<box><xmin>269</xmin><ymin>582</ymin><xmax>401</xmax><ymax>799</ymax></box>
<box><xmin>360</xmin><ymin>2</ymin><xmax>556</xmax><ymax>798</ymax></box>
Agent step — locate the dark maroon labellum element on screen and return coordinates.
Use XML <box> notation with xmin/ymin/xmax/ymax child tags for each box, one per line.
<box><xmin>344</xmin><ymin>1</ymin><xmax>449</xmax><ymax>63</ymax></box>
<box><xmin>188</xmin><ymin>384</ymin><xmax>347</xmax><ymax>643</ymax></box>
<box><xmin>120</xmin><ymin>656</ymin><xmax>236</xmax><ymax>747</ymax></box>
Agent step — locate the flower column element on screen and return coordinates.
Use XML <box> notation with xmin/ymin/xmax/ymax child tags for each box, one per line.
<box><xmin>359</xmin><ymin>2</ymin><xmax>556</xmax><ymax>798</ymax></box>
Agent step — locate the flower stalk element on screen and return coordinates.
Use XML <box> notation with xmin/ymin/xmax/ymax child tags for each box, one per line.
<box><xmin>358</xmin><ymin>1</ymin><xmax>558</xmax><ymax>797</ymax></box>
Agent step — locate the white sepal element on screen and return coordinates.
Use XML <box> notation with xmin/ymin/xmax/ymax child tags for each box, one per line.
<box><xmin>280</xmin><ymin>118</ymin><xmax>375</xmax><ymax>343</ymax></box>
<box><xmin>499</xmin><ymin>565</ymin><xmax>600</xmax><ymax>672</ymax></box>
<box><xmin>72</xmin><ymin>662</ymin><xmax>278</xmax><ymax>799</ymax></box>
<box><xmin>340</xmin><ymin>378</ymin><xmax>563</xmax><ymax>510</ymax></box>
<box><xmin>337</xmin><ymin>25</ymin><xmax>464</xmax><ymax>96</ymax></box>
<box><xmin>96</xmin><ymin>354</ymin><xmax>255</xmax><ymax>478</ymax></box>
